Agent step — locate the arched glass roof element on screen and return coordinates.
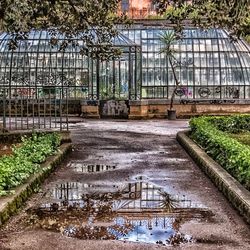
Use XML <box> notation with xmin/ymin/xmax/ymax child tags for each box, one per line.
<box><xmin>121</xmin><ymin>27</ymin><xmax>250</xmax><ymax>99</ymax></box>
<box><xmin>0</xmin><ymin>27</ymin><xmax>250</xmax><ymax>100</ymax></box>
<box><xmin>0</xmin><ymin>30</ymin><xmax>137</xmax><ymax>52</ymax></box>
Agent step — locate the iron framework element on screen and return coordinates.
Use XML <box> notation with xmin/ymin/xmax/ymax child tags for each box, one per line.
<box><xmin>121</xmin><ymin>26</ymin><xmax>250</xmax><ymax>100</ymax></box>
<box><xmin>0</xmin><ymin>26</ymin><xmax>250</xmax><ymax>130</ymax></box>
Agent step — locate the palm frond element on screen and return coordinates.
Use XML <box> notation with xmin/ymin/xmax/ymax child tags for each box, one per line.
<box><xmin>159</xmin><ymin>31</ymin><xmax>178</xmax><ymax>57</ymax></box>
<box><xmin>159</xmin><ymin>31</ymin><xmax>177</xmax><ymax>46</ymax></box>
<box><xmin>158</xmin><ymin>191</ymin><xmax>179</xmax><ymax>212</ymax></box>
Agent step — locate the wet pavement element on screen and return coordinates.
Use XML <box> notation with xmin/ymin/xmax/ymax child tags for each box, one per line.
<box><xmin>0</xmin><ymin>119</ymin><xmax>250</xmax><ymax>250</ymax></box>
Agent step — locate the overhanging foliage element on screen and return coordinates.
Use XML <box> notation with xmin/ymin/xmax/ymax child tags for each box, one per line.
<box><xmin>0</xmin><ymin>0</ymin><xmax>129</xmax><ymax>60</ymax></box>
<box><xmin>153</xmin><ymin>0</ymin><xmax>250</xmax><ymax>39</ymax></box>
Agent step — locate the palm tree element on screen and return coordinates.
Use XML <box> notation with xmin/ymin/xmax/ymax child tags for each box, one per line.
<box><xmin>159</xmin><ymin>31</ymin><xmax>180</xmax><ymax>118</ymax></box>
<box><xmin>158</xmin><ymin>191</ymin><xmax>178</xmax><ymax>212</ymax></box>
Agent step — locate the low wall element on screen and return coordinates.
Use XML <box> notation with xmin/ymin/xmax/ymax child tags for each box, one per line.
<box><xmin>129</xmin><ymin>100</ymin><xmax>250</xmax><ymax>119</ymax></box>
<box><xmin>0</xmin><ymin>99</ymin><xmax>81</xmax><ymax>116</ymax></box>
<box><xmin>1</xmin><ymin>94</ymin><xmax>249</xmax><ymax>118</ymax></box>
<box><xmin>81</xmin><ymin>100</ymin><xmax>100</xmax><ymax>118</ymax></box>
<box><xmin>80</xmin><ymin>99</ymin><xmax>250</xmax><ymax>119</ymax></box>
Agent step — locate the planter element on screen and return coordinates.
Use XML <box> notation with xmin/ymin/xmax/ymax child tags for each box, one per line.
<box><xmin>0</xmin><ymin>142</ymin><xmax>72</xmax><ymax>226</ymax></box>
<box><xmin>167</xmin><ymin>109</ymin><xmax>176</xmax><ymax>120</ymax></box>
<box><xmin>177</xmin><ymin>130</ymin><xmax>250</xmax><ymax>224</ymax></box>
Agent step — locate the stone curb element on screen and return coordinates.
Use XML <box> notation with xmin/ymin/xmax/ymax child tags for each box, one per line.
<box><xmin>177</xmin><ymin>130</ymin><xmax>250</xmax><ymax>224</ymax></box>
<box><xmin>0</xmin><ymin>142</ymin><xmax>72</xmax><ymax>226</ymax></box>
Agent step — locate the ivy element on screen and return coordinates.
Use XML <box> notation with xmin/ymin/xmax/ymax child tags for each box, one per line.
<box><xmin>190</xmin><ymin>116</ymin><xmax>250</xmax><ymax>190</ymax></box>
<box><xmin>0</xmin><ymin>133</ymin><xmax>60</xmax><ymax>196</ymax></box>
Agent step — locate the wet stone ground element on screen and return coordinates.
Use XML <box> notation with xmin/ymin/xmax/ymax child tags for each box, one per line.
<box><xmin>0</xmin><ymin>119</ymin><xmax>250</xmax><ymax>250</ymax></box>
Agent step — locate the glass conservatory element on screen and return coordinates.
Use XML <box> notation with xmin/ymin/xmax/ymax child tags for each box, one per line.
<box><xmin>0</xmin><ymin>25</ymin><xmax>250</xmax><ymax>102</ymax></box>
<box><xmin>122</xmin><ymin>26</ymin><xmax>250</xmax><ymax>100</ymax></box>
<box><xmin>0</xmin><ymin>31</ymin><xmax>141</xmax><ymax>101</ymax></box>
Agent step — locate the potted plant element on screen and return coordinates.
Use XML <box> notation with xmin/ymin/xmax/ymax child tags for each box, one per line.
<box><xmin>159</xmin><ymin>31</ymin><xmax>180</xmax><ymax>120</ymax></box>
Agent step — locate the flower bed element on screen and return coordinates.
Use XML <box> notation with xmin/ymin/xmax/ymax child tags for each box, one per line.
<box><xmin>0</xmin><ymin>133</ymin><xmax>60</xmax><ymax>196</ymax></box>
<box><xmin>189</xmin><ymin>115</ymin><xmax>250</xmax><ymax>190</ymax></box>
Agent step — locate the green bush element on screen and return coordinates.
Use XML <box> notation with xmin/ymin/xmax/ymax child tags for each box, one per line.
<box><xmin>0</xmin><ymin>133</ymin><xmax>61</xmax><ymax>196</ymax></box>
<box><xmin>190</xmin><ymin>116</ymin><xmax>250</xmax><ymax>190</ymax></box>
<box><xmin>206</xmin><ymin>115</ymin><xmax>250</xmax><ymax>133</ymax></box>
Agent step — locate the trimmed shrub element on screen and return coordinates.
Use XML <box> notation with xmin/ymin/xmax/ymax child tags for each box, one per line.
<box><xmin>207</xmin><ymin>115</ymin><xmax>250</xmax><ymax>133</ymax></box>
<box><xmin>190</xmin><ymin>116</ymin><xmax>250</xmax><ymax>190</ymax></box>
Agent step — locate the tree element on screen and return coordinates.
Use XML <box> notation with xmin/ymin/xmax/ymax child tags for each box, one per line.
<box><xmin>0</xmin><ymin>0</ymin><xmax>129</xmax><ymax>60</ymax></box>
<box><xmin>159</xmin><ymin>31</ymin><xmax>180</xmax><ymax>112</ymax></box>
<box><xmin>153</xmin><ymin>0</ymin><xmax>250</xmax><ymax>39</ymax></box>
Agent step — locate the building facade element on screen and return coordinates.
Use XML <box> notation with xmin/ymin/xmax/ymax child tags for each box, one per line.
<box><xmin>119</xmin><ymin>0</ymin><xmax>156</xmax><ymax>18</ymax></box>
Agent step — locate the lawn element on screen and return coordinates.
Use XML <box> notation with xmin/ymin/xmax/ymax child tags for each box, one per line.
<box><xmin>230</xmin><ymin>132</ymin><xmax>250</xmax><ymax>146</ymax></box>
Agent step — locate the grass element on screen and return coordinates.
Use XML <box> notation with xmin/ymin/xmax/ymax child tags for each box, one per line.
<box><xmin>230</xmin><ymin>132</ymin><xmax>250</xmax><ymax>146</ymax></box>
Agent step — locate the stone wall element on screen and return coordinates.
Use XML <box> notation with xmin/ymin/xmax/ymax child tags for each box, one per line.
<box><xmin>80</xmin><ymin>99</ymin><xmax>250</xmax><ymax>119</ymax></box>
<box><xmin>128</xmin><ymin>100</ymin><xmax>250</xmax><ymax>119</ymax></box>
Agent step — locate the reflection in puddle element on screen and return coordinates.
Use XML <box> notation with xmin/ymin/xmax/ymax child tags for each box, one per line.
<box><xmin>68</xmin><ymin>162</ymin><xmax>116</xmax><ymax>173</ymax></box>
<box><xmin>28</xmin><ymin>181</ymin><xmax>214</xmax><ymax>246</ymax></box>
<box><xmin>133</xmin><ymin>175</ymin><xmax>149</xmax><ymax>181</ymax></box>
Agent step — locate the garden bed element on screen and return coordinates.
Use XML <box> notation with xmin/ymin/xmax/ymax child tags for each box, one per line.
<box><xmin>0</xmin><ymin>133</ymin><xmax>61</xmax><ymax>197</ymax></box>
<box><xmin>189</xmin><ymin>115</ymin><xmax>250</xmax><ymax>191</ymax></box>
<box><xmin>0</xmin><ymin>131</ymin><xmax>72</xmax><ymax>226</ymax></box>
<box><xmin>177</xmin><ymin>130</ymin><xmax>250</xmax><ymax>224</ymax></box>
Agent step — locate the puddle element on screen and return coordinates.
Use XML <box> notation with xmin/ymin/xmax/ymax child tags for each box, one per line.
<box><xmin>68</xmin><ymin>162</ymin><xmax>116</xmax><ymax>173</ymax></box>
<box><xmin>43</xmin><ymin>182</ymin><xmax>120</xmax><ymax>202</ymax></box>
<box><xmin>27</xmin><ymin>181</ymin><xmax>214</xmax><ymax>246</ymax></box>
<box><xmin>55</xmin><ymin>120</ymin><xmax>83</xmax><ymax>124</ymax></box>
<box><xmin>132</xmin><ymin>175</ymin><xmax>150</xmax><ymax>181</ymax></box>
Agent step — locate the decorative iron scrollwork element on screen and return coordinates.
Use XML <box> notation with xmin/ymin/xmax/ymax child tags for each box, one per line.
<box><xmin>226</xmin><ymin>86</ymin><xmax>239</xmax><ymax>98</ymax></box>
<box><xmin>180</xmin><ymin>99</ymin><xmax>236</xmax><ymax>104</ymax></box>
<box><xmin>174</xmin><ymin>87</ymin><xmax>186</xmax><ymax>97</ymax></box>
<box><xmin>198</xmin><ymin>87</ymin><xmax>211</xmax><ymax>98</ymax></box>
<box><xmin>172</xmin><ymin>58</ymin><xmax>193</xmax><ymax>68</ymax></box>
<box><xmin>215</xmin><ymin>86</ymin><xmax>221</xmax><ymax>94</ymax></box>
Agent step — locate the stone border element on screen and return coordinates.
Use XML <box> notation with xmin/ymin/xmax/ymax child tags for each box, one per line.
<box><xmin>177</xmin><ymin>130</ymin><xmax>250</xmax><ymax>224</ymax></box>
<box><xmin>0</xmin><ymin>140</ymin><xmax>72</xmax><ymax>226</ymax></box>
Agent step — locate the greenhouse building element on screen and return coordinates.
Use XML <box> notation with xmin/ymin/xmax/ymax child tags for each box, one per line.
<box><xmin>0</xmin><ymin>22</ymin><xmax>250</xmax><ymax>120</ymax></box>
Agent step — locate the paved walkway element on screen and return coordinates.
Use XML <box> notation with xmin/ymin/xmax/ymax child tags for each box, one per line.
<box><xmin>0</xmin><ymin>119</ymin><xmax>250</xmax><ymax>250</ymax></box>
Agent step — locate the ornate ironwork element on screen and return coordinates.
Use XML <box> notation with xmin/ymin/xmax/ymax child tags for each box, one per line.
<box><xmin>172</xmin><ymin>58</ymin><xmax>193</xmax><ymax>68</ymax></box>
<box><xmin>198</xmin><ymin>87</ymin><xmax>211</xmax><ymax>98</ymax></box>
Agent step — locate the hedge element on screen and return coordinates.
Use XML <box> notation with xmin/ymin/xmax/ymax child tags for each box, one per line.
<box><xmin>189</xmin><ymin>116</ymin><xmax>250</xmax><ymax>190</ymax></box>
<box><xmin>206</xmin><ymin>115</ymin><xmax>250</xmax><ymax>133</ymax></box>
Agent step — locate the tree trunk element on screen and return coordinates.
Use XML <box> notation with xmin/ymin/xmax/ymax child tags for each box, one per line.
<box><xmin>169</xmin><ymin>58</ymin><xmax>180</xmax><ymax>110</ymax></box>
